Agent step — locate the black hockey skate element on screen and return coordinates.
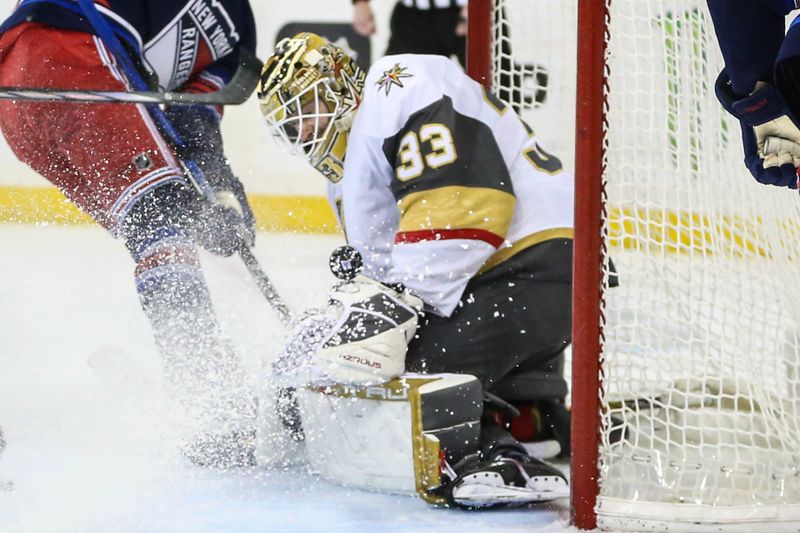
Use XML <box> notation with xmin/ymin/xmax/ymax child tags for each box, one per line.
<box><xmin>440</xmin><ymin>450</ymin><xmax>568</xmax><ymax>508</ymax></box>
<box><xmin>182</xmin><ymin>429</ymin><xmax>257</xmax><ymax>469</ymax></box>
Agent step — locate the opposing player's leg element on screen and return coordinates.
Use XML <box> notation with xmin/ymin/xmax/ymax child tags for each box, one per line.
<box><xmin>0</xmin><ymin>24</ymin><xmax>255</xmax><ymax>467</ymax></box>
<box><xmin>122</xmin><ymin>186</ymin><xmax>256</xmax><ymax>467</ymax></box>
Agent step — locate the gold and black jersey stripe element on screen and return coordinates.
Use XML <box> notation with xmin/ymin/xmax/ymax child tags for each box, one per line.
<box><xmin>382</xmin><ymin>95</ymin><xmax>515</xmax><ymax>248</ymax></box>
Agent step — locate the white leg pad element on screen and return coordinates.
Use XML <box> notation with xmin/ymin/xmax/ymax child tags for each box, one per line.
<box><xmin>296</xmin><ymin>373</ymin><xmax>483</xmax><ymax>502</ymax></box>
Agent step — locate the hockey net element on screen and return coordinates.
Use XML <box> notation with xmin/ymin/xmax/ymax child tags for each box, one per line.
<box><xmin>468</xmin><ymin>0</ymin><xmax>800</xmax><ymax>530</ymax></box>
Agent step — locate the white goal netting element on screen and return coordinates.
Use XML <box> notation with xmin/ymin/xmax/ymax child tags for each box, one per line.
<box><xmin>490</xmin><ymin>0</ymin><xmax>800</xmax><ymax>529</ymax></box>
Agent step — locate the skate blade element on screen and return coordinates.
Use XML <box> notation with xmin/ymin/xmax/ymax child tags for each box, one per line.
<box><xmin>452</xmin><ymin>473</ymin><xmax>569</xmax><ymax>507</ymax></box>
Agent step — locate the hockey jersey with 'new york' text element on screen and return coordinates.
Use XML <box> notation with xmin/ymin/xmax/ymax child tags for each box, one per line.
<box><xmin>0</xmin><ymin>0</ymin><xmax>256</xmax><ymax>94</ymax></box>
<box><xmin>327</xmin><ymin>54</ymin><xmax>574</xmax><ymax>316</ymax></box>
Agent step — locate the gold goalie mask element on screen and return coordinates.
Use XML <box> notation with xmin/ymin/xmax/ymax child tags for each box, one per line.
<box><xmin>258</xmin><ymin>33</ymin><xmax>366</xmax><ymax>183</ymax></box>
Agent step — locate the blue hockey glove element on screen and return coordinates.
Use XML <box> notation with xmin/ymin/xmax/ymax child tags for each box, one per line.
<box><xmin>194</xmin><ymin>178</ymin><xmax>256</xmax><ymax>257</ymax></box>
<box><xmin>715</xmin><ymin>71</ymin><xmax>800</xmax><ymax>188</ymax></box>
<box><xmin>166</xmin><ymin>104</ymin><xmax>256</xmax><ymax>255</ymax></box>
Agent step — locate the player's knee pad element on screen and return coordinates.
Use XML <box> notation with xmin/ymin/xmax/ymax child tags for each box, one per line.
<box><xmin>119</xmin><ymin>184</ymin><xmax>208</xmax><ymax>312</ymax></box>
<box><xmin>283</xmin><ymin>373</ymin><xmax>483</xmax><ymax>504</ymax></box>
<box><xmin>131</xmin><ymin>232</ymin><xmax>208</xmax><ymax>312</ymax></box>
<box><xmin>120</xmin><ymin>181</ymin><xmax>196</xmax><ymax>255</ymax></box>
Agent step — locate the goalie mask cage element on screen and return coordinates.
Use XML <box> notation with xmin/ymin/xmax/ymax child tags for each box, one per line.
<box><xmin>468</xmin><ymin>1</ymin><xmax>800</xmax><ymax>531</ymax></box>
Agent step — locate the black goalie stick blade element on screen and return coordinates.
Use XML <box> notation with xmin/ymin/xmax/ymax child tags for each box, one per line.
<box><xmin>0</xmin><ymin>49</ymin><xmax>263</xmax><ymax>106</ymax></box>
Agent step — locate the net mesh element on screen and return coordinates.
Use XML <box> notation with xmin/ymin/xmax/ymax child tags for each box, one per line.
<box><xmin>491</xmin><ymin>0</ymin><xmax>800</xmax><ymax>522</ymax></box>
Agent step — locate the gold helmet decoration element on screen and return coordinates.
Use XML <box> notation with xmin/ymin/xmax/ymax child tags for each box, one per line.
<box><xmin>257</xmin><ymin>33</ymin><xmax>366</xmax><ymax>183</ymax></box>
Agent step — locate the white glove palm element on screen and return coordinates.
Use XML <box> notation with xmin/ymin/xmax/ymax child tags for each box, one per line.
<box><xmin>759</xmin><ymin>115</ymin><xmax>800</xmax><ymax>169</ymax></box>
<box><xmin>746</xmin><ymin>83</ymin><xmax>800</xmax><ymax>169</ymax></box>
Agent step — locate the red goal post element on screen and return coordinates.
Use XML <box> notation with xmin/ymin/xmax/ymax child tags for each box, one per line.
<box><xmin>468</xmin><ymin>1</ymin><xmax>800</xmax><ymax>531</ymax></box>
<box><xmin>467</xmin><ymin>1</ymin><xmax>605</xmax><ymax>528</ymax></box>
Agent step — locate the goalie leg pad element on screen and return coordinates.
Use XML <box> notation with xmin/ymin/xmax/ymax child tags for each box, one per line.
<box><xmin>294</xmin><ymin>373</ymin><xmax>483</xmax><ymax>501</ymax></box>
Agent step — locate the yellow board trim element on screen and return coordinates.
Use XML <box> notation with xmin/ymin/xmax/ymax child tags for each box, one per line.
<box><xmin>0</xmin><ymin>186</ymin><xmax>95</xmax><ymax>225</ymax></box>
<box><xmin>251</xmin><ymin>194</ymin><xmax>339</xmax><ymax>233</ymax></box>
<box><xmin>607</xmin><ymin>205</ymin><xmax>797</xmax><ymax>259</ymax></box>
<box><xmin>479</xmin><ymin>227</ymin><xmax>574</xmax><ymax>274</ymax></box>
<box><xmin>1</xmin><ymin>185</ymin><xmax>796</xmax><ymax>260</ymax></box>
<box><xmin>398</xmin><ymin>185</ymin><xmax>515</xmax><ymax>236</ymax></box>
<box><xmin>0</xmin><ymin>185</ymin><xmax>340</xmax><ymax>234</ymax></box>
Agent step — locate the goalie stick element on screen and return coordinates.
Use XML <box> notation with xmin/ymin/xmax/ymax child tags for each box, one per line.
<box><xmin>238</xmin><ymin>245</ymin><xmax>293</xmax><ymax>326</ymax></box>
<box><xmin>0</xmin><ymin>49</ymin><xmax>262</xmax><ymax>106</ymax></box>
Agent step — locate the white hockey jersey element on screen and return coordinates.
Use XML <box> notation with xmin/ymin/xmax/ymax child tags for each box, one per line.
<box><xmin>327</xmin><ymin>54</ymin><xmax>574</xmax><ymax>317</ymax></box>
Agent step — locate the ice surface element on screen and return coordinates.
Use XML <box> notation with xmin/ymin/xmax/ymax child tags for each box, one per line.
<box><xmin>0</xmin><ymin>225</ymin><xmax>574</xmax><ymax>532</ymax></box>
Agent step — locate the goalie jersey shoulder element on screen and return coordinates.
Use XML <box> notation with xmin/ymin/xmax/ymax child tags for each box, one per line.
<box><xmin>356</xmin><ymin>55</ymin><xmax>477</xmax><ymax>138</ymax></box>
<box><xmin>353</xmin><ymin>53</ymin><xmax>537</xmax><ymax>174</ymax></box>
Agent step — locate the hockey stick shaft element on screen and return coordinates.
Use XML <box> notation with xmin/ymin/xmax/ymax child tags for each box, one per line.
<box><xmin>0</xmin><ymin>50</ymin><xmax>262</xmax><ymax>105</ymax></box>
<box><xmin>63</xmin><ymin>1</ymin><xmax>261</xmax><ymax>107</ymax></box>
<box><xmin>238</xmin><ymin>245</ymin><xmax>293</xmax><ymax>326</ymax></box>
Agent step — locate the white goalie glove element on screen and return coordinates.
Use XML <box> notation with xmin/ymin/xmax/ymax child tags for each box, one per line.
<box><xmin>275</xmin><ymin>275</ymin><xmax>423</xmax><ymax>386</ymax></box>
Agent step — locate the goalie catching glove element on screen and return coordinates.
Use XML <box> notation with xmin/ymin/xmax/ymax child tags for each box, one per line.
<box><xmin>275</xmin><ymin>275</ymin><xmax>423</xmax><ymax>386</ymax></box>
<box><xmin>715</xmin><ymin>71</ymin><xmax>800</xmax><ymax>188</ymax></box>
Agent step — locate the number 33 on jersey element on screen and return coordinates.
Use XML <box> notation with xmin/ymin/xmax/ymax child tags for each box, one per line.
<box><xmin>326</xmin><ymin>54</ymin><xmax>574</xmax><ymax>316</ymax></box>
